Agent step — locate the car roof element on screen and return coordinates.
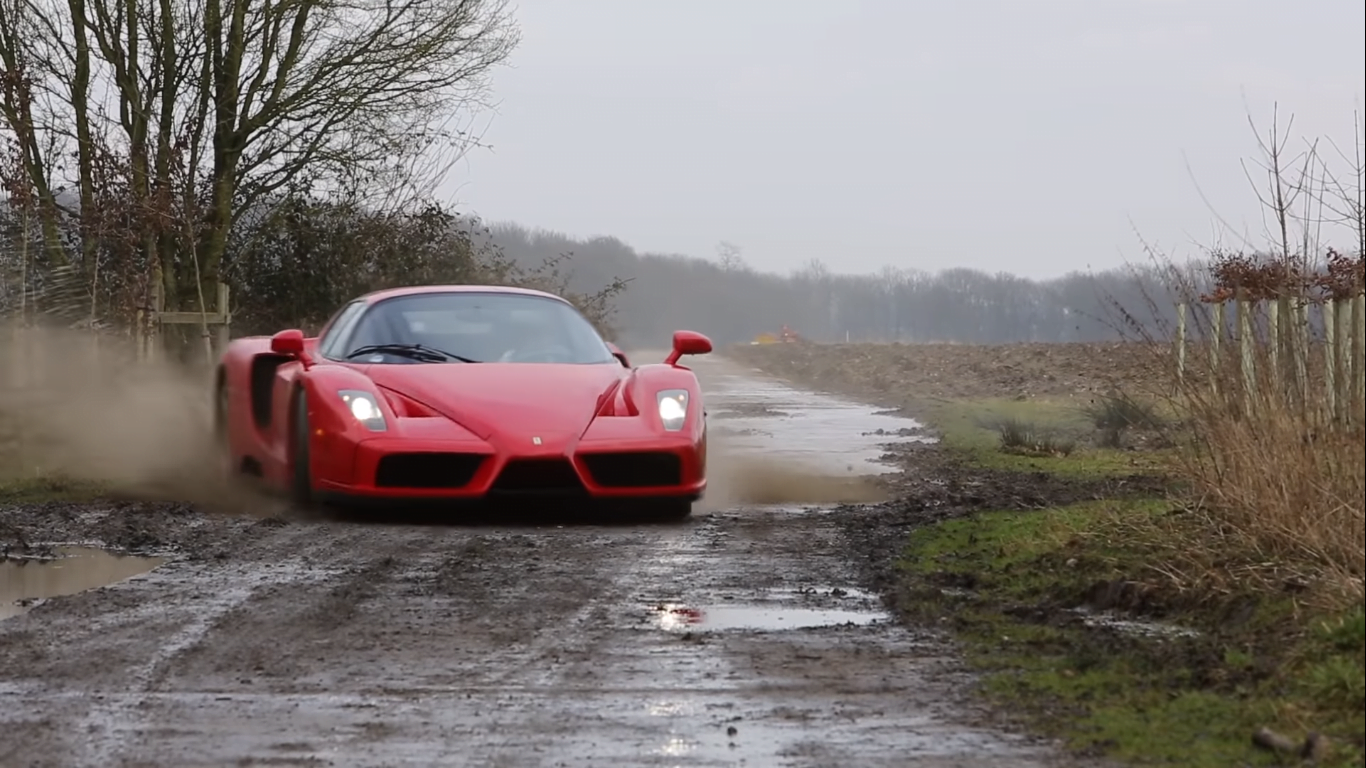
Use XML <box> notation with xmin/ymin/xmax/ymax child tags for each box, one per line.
<box><xmin>359</xmin><ymin>284</ymin><xmax>568</xmax><ymax>305</ymax></box>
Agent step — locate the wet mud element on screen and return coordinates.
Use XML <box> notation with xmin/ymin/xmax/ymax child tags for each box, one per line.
<box><xmin>0</xmin><ymin>354</ymin><xmax>1089</xmax><ymax>767</ymax></box>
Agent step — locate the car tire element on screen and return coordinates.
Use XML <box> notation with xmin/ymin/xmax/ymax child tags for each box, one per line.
<box><xmin>214</xmin><ymin>378</ymin><xmax>236</xmax><ymax>479</ymax></box>
<box><xmin>290</xmin><ymin>388</ymin><xmax>314</xmax><ymax>506</ymax></box>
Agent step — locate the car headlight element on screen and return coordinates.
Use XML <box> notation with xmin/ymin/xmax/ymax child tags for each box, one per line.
<box><xmin>339</xmin><ymin>390</ymin><xmax>387</xmax><ymax>431</ymax></box>
<box><xmin>657</xmin><ymin>389</ymin><xmax>689</xmax><ymax>431</ymax></box>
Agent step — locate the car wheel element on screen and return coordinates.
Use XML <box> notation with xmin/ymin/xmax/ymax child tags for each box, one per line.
<box><xmin>290</xmin><ymin>388</ymin><xmax>314</xmax><ymax>506</ymax></box>
<box><xmin>214</xmin><ymin>378</ymin><xmax>236</xmax><ymax>478</ymax></box>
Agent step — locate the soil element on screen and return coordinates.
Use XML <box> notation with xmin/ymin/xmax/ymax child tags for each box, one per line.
<box><xmin>727</xmin><ymin>340</ymin><xmax>1168</xmax><ymax>404</ymax></box>
<box><xmin>0</xmin><ymin>353</ymin><xmax>1125</xmax><ymax>768</ymax></box>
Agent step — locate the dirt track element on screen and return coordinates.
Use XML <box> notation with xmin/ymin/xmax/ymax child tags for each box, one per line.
<box><xmin>1</xmin><ymin>355</ymin><xmax>1078</xmax><ymax>767</ymax></box>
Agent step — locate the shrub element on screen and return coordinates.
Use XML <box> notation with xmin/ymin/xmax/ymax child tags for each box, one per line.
<box><xmin>1081</xmin><ymin>392</ymin><xmax>1165</xmax><ymax>447</ymax></box>
<box><xmin>995</xmin><ymin>418</ymin><xmax>1077</xmax><ymax>457</ymax></box>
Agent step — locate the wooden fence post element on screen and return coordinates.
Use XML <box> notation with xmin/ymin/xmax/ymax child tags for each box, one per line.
<box><xmin>147</xmin><ymin>279</ymin><xmax>164</xmax><ymax>364</ymax></box>
<box><xmin>1353</xmin><ymin>294</ymin><xmax>1365</xmax><ymax>420</ymax></box>
<box><xmin>1323</xmin><ymin>300</ymin><xmax>1338</xmax><ymax>423</ymax></box>
<box><xmin>156</xmin><ymin>281</ymin><xmax>232</xmax><ymax>364</ymax></box>
<box><xmin>1333</xmin><ymin>298</ymin><xmax>1349</xmax><ymax>423</ymax></box>
<box><xmin>1175</xmin><ymin>302</ymin><xmax>1187</xmax><ymax>386</ymax></box>
<box><xmin>1293</xmin><ymin>298</ymin><xmax>1309</xmax><ymax>414</ymax></box>
<box><xmin>1210</xmin><ymin>301</ymin><xmax>1224</xmax><ymax>400</ymax></box>
<box><xmin>1267</xmin><ymin>297</ymin><xmax>1280</xmax><ymax>398</ymax></box>
<box><xmin>216</xmin><ymin>282</ymin><xmax>232</xmax><ymax>354</ymax></box>
<box><xmin>1238</xmin><ymin>294</ymin><xmax>1255</xmax><ymax>411</ymax></box>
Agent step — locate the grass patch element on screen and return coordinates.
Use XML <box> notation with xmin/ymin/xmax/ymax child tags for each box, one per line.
<box><xmin>0</xmin><ymin>473</ymin><xmax>108</xmax><ymax>504</ymax></box>
<box><xmin>920</xmin><ymin>397</ymin><xmax>1167</xmax><ymax>478</ymax></box>
<box><xmin>994</xmin><ymin>417</ymin><xmax>1077</xmax><ymax>457</ymax></box>
<box><xmin>898</xmin><ymin>498</ymin><xmax>1365</xmax><ymax>767</ymax></box>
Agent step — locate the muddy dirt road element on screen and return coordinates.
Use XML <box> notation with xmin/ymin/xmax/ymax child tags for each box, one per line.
<box><xmin>1</xmin><ymin>356</ymin><xmax>1068</xmax><ymax>767</ymax></box>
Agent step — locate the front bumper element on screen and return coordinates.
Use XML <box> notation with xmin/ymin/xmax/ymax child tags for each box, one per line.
<box><xmin>313</xmin><ymin>434</ymin><xmax>706</xmax><ymax>503</ymax></box>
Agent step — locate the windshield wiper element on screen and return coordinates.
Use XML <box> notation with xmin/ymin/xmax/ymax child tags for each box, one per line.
<box><xmin>345</xmin><ymin>344</ymin><xmax>481</xmax><ymax>363</ymax></box>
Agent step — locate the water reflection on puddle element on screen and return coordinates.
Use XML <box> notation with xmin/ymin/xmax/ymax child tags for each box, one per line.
<box><xmin>1</xmin><ymin>547</ymin><xmax>166</xmax><ymax>620</ymax></box>
<box><xmin>692</xmin><ymin>358</ymin><xmax>936</xmax><ymax>476</ymax></box>
<box><xmin>1071</xmin><ymin>608</ymin><xmax>1201</xmax><ymax>639</ymax></box>
<box><xmin>652</xmin><ymin>736</ymin><xmax>696</xmax><ymax>757</ymax></box>
<box><xmin>651</xmin><ymin>602</ymin><xmax>887</xmax><ymax>632</ymax></box>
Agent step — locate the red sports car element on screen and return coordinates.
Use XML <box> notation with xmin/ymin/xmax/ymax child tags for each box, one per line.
<box><xmin>214</xmin><ymin>285</ymin><xmax>712</xmax><ymax>519</ymax></box>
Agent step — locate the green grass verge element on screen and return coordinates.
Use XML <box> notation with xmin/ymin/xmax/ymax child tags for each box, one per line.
<box><xmin>899</xmin><ymin>498</ymin><xmax>1365</xmax><ymax>767</ymax></box>
<box><xmin>919</xmin><ymin>396</ymin><xmax>1169</xmax><ymax>478</ymax></box>
<box><xmin>0</xmin><ymin>474</ymin><xmax>109</xmax><ymax>504</ymax></box>
<box><xmin>898</xmin><ymin>397</ymin><xmax>1361</xmax><ymax>765</ymax></box>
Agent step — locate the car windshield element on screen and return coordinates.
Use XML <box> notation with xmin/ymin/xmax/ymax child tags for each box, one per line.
<box><xmin>339</xmin><ymin>292</ymin><xmax>617</xmax><ymax>365</ymax></box>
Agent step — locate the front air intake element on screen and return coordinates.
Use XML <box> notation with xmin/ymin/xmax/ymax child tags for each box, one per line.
<box><xmin>580</xmin><ymin>452</ymin><xmax>682</xmax><ymax>488</ymax></box>
<box><xmin>375</xmin><ymin>453</ymin><xmax>485</xmax><ymax>488</ymax></box>
<box><xmin>491</xmin><ymin>458</ymin><xmax>587</xmax><ymax>495</ymax></box>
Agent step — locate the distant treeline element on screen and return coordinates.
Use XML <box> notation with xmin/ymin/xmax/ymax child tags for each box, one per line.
<box><xmin>3</xmin><ymin>192</ymin><xmax>1318</xmax><ymax>350</ymax></box>
<box><xmin>482</xmin><ymin>223</ymin><xmax>1201</xmax><ymax>348</ymax></box>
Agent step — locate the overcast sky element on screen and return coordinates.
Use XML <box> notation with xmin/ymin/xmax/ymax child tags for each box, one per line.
<box><xmin>447</xmin><ymin>0</ymin><xmax>1366</xmax><ymax>280</ymax></box>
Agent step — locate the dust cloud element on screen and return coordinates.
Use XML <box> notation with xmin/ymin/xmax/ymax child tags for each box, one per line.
<box><xmin>699</xmin><ymin>442</ymin><xmax>888</xmax><ymax>511</ymax></box>
<box><xmin>0</xmin><ymin>324</ymin><xmax>260</xmax><ymax>512</ymax></box>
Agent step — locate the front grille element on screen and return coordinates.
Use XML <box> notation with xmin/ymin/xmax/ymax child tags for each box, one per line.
<box><xmin>375</xmin><ymin>453</ymin><xmax>485</xmax><ymax>489</ymax></box>
<box><xmin>580</xmin><ymin>452</ymin><xmax>682</xmax><ymax>488</ymax></box>
<box><xmin>491</xmin><ymin>458</ymin><xmax>586</xmax><ymax>494</ymax></box>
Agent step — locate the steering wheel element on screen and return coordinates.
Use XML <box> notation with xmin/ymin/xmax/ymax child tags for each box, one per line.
<box><xmin>503</xmin><ymin>345</ymin><xmax>572</xmax><ymax>363</ymax></box>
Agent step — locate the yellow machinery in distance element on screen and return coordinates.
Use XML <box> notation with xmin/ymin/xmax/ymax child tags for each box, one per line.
<box><xmin>751</xmin><ymin>325</ymin><xmax>802</xmax><ymax>344</ymax></box>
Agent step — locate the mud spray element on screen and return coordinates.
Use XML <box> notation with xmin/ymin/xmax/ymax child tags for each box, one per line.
<box><xmin>625</xmin><ymin>347</ymin><xmax>890</xmax><ymax>511</ymax></box>
<box><xmin>0</xmin><ymin>324</ymin><xmax>264</xmax><ymax>513</ymax></box>
<box><xmin>698</xmin><ymin>447</ymin><xmax>888</xmax><ymax>510</ymax></box>
<box><xmin>0</xmin><ymin>332</ymin><xmax>885</xmax><ymax>515</ymax></box>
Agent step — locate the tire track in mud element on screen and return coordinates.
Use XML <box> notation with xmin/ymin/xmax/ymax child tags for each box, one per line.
<box><xmin>458</xmin><ymin>530</ymin><xmax>665</xmax><ymax>692</ymax></box>
<box><xmin>39</xmin><ymin>510</ymin><xmax>1008</xmax><ymax>767</ymax></box>
<box><xmin>2</xmin><ymin>524</ymin><xmax>380</xmax><ymax>767</ymax></box>
<box><xmin>65</xmin><ymin>525</ymin><xmax>352</xmax><ymax>767</ymax></box>
<box><xmin>495</xmin><ymin>505</ymin><xmax>1043</xmax><ymax>768</ymax></box>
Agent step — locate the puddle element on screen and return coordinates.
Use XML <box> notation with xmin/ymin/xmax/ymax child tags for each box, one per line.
<box><xmin>691</xmin><ymin>357</ymin><xmax>936</xmax><ymax>475</ymax></box>
<box><xmin>2</xmin><ymin>547</ymin><xmax>167</xmax><ymax>620</ymax></box>
<box><xmin>1070</xmin><ymin>608</ymin><xmax>1201</xmax><ymax>639</ymax></box>
<box><xmin>651</xmin><ymin>602</ymin><xmax>887</xmax><ymax>632</ymax></box>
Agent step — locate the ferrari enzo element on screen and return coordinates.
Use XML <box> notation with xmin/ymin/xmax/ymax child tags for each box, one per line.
<box><xmin>214</xmin><ymin>285</ymin><xmax>712</xmax><ymax>519</ymax></box>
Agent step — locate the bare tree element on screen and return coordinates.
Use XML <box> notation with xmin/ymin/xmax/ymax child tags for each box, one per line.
<box><xmin>715</xmin><ymin>240</ymin><xmax>745</xmax><ymax>272</ymax></box>
<box><xmin>1314</xmin><ymin>110</ymin><xmax>1366</xmax><ymax>262</ymax></box>
<box><xmin>0</xmin><ymin>0</ymin><xmax>519</xmax><ymax>323</ymax></box>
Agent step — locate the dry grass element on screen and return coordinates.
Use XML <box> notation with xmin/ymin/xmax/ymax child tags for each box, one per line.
<box><xmin>1175</xmin><ymin>406</ymin><xmax>1364</xmax><ymax>602</ymax></box>
<box><xmin>1155</xmin><ymin>318</ymin><xmax>1366</xmax><ymax>604</ymax></box>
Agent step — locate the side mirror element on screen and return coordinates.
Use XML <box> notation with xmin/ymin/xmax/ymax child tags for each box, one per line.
<box><xmin>270</xmin><ymin>329</ymin><xmax>306</xmax><ymax>356</ymax></box>
<box><xmin>663</xmin><ymin>330</ymin><xmax>713</xmax><ymax>366</ymax></box>
<box><xmin>606</xmin><ymin>342</ymin><xmax>630</xmax><ymax>368</ymax></box>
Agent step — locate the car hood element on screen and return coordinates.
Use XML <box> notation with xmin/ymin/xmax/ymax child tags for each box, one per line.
<box><xmin>363</xmin><ymin>362</ymin><xmax>627</xmax><ymax>442</ymax></box>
